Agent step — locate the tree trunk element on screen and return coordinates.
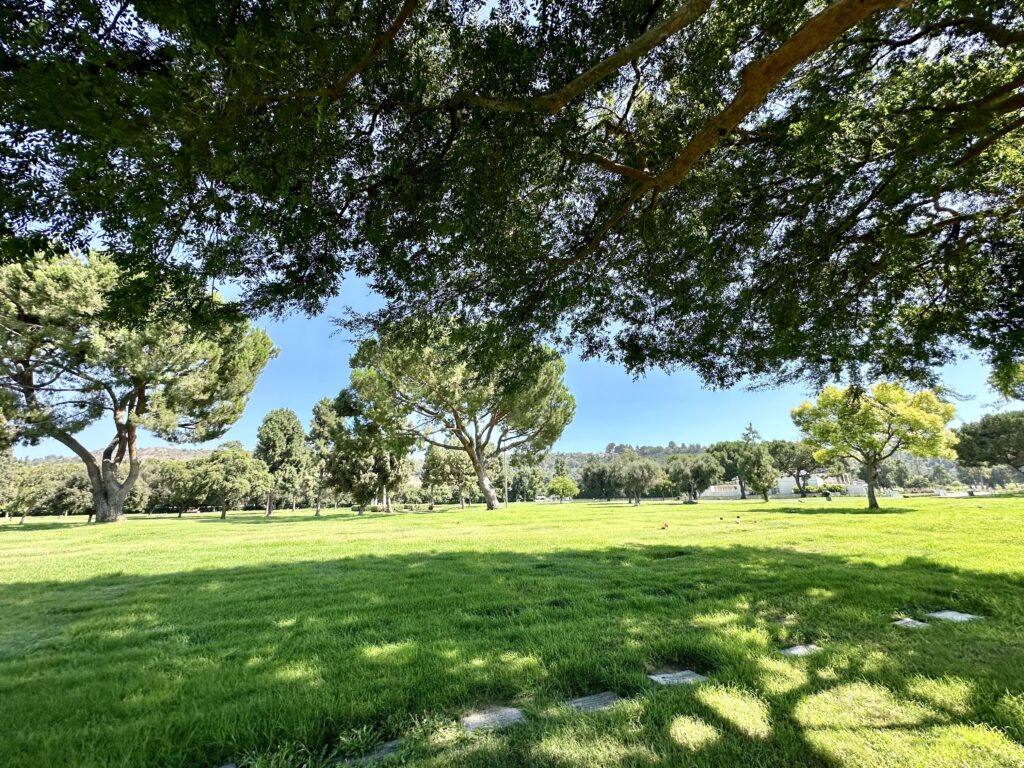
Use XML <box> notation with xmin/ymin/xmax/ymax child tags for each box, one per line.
<box><xmin>315</xmin><ymin>490</ymin><xmax>322</xmax><ymax>517</ymax></box>
<box><xmin>462</xmin><ymin>444</ymin><xmax>500</xmax><ymax>510</ymax></box>
<box><xmin>291</xmin><ymin>495</ymin><xmax>296</xmax><ymax>512</ymax></box>
<box><xmin>265</xmin><ymin>491</ymin><xmax>273</xmax><ymax>517</ymax></box>
<box><xmin>49</xmin><ymin>427</ymin><xmax>138</xmax><ymax>523</ymax></box>
<box><xmin>503</xmin><ymin>454</ymin><xmax>509</xmax><ymax>509</ymax></box>
<box><xmin>382</xmin><ymin>485</ymin><xmax>390</xmax><ymax>512</ymax></box>
<box><xmin>19</xmin><ymin>507</ymin><xmax>27</xmax><ymax>525</ymax></box>
<box><xmin>84</xmin><ymin>466</ymin><xmax>131</xmax><ymax>523</ymax></box>
<box><xmin>739</xmin><ymin>478</ymin><xmax>747</xmax><ymax>500</ymax></box>
<box><xmin>866</xmin><ymin>460</ymin><xmax>880</xmax><ymax>510</ymax></box>
<box><xmin>459</xmin><ymin>491</ymin><xmax>465</xmax><ymax>509</ymax></box>
<box><xmin>87</xmin><ymin>511</ymin><xmax>94</xmax><ymax>523</ymax></box>
<box><xmin>220</xmin><ymin>507</ymin><xmax>227</xmax><ymax>520</ymax></box>
<box><xmin>477</xmin><ymin>470</ymin><xmax>500</xmax><ymax>510</ymax></box>
<box><xmin>92</xmin><ymin>492</ymin><xmax>126</xmax><ymax>523</ymax></box>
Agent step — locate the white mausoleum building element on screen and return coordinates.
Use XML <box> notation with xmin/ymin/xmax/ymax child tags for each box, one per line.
<box><xmin>703</xmin><ymin>474</ymin><xmax>868</xmax><ymax>499</ymax></box>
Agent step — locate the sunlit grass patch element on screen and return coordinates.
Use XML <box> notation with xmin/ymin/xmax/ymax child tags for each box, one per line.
<box><xmin>667</xmin><ymin>715</ymin><xmax>721</xmax><ymax>750</ymax></box>
<box><xmin>697</xmin><ymin>684</ymin><xmax>772</xmax><ymax>739</ymax></box>
<box><xmin>905</xmin><ymin>675</ymin><xmax>976</xmax><ymax>716</ymax></box>
<box><xmin>804</xmin><ymin>723</ymin><xmax>1024</xmax><ymax>768</ymax></box>
<box><xmin>796</xmin><ymin>682</ymin><xmax>942</xmax><ymax>729</ymax></box>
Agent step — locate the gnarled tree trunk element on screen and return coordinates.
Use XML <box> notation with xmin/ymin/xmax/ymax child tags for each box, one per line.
<box><xmin>467</xmin><ymin>447</ymin><xmax>500</xmax><ymax>510</ymax></box>
<box><xmin>55</xmin><ymin>422</ymin><xmax>141</xmax><ymax>523</ymax></box>
<box><xmin>477</xmin><ymin>472</ymin><xmax>500</xmax><ymax>510</ymax></box>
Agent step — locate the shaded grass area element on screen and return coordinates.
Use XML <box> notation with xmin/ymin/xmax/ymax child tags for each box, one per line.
<box><xmin>2</xmin><ymin>497</ymin><xmax>1023</xmax><ymax>767</ymax></box>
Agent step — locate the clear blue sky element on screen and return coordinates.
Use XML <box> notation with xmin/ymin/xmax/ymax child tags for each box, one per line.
<box><xmin>17</xmin><ymin>283</ymin><xmax>1008</xmax><ymax>459</ymax></box>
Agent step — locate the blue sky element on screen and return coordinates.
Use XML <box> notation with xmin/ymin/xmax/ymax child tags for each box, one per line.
<box><xmin>17</xmin><ymin>284</ymin><xmax>1008</xmax><ymax>459</ymax></box>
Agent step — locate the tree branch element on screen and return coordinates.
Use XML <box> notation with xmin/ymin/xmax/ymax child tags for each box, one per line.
<box><xmin>958</xmin><ymin>114</ymin><xmax>1024</xmax><ymax>166</ymax></box>
<box><xmin>274</xmin><ymin>0</ymin><xmax>420</xmax><ymax>101</ymax></box>
<box><xmin>569</xmin><ymin>0</ymin><xmax>908</xmax><ymax>262</ymax></box>
<box><xmin>656</xmin><ymin>0</ymin><xmax>906</xmax><ymax>191</ymax></box>
<box><xmin>568</xmin><ymin>150</ymin><xmax>656</xmax><ymax>182</ymax></box>
<box><xmin>451</xmin><ymin>0</ymin><xmax>712</xmax><ymax>114</ymax></box>
<box><xmin>848</xmin><ymin>15</ymin><xmax>1024</xmax><ymax>50</ymax></box>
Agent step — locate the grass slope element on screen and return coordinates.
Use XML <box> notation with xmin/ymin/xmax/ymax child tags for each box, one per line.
<box><xmin>2</xmin><ymin>497</ymin><xmax>1023</xmax><ymax>767</ymax></box>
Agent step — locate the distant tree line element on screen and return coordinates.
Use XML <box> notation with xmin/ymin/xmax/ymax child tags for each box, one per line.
<box><xmin>4</xmin><ymin>385</ymin><xmax>1021</xmax><ymax>520</ymax></box>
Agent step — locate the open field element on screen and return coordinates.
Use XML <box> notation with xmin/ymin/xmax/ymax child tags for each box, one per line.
<box><xmin>2</xmin><ymin>497</ymin><xmax>1024</xmax><ymax>768</ymax></box>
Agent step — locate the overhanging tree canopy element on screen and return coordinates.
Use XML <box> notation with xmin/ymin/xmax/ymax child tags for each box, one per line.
<box><xmin>956</xmin><ymin>411</ymin><xmax>1024</xmax><ymax>473</ymax></box>
<box><xmin>2</xmin><ymin>1</ymin><xmax>1022</xmax><ymax>387</ymax></box>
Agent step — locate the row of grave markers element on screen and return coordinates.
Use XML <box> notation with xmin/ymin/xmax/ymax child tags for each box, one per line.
<box><xmin>456</xmin><ymin>607</ymin><xmax>983</xmax><ymax>737</ymax></box>
<box><xmin>320</xmin><ymin>606</ymin><xmax>983</xmax><ymax>765</ymax></box>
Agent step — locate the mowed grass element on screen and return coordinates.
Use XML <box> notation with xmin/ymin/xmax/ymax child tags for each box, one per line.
<box><xmin>2</xmin><ymin>496</ymin><xmax>1024</xmax><ymax>768</ymax></box>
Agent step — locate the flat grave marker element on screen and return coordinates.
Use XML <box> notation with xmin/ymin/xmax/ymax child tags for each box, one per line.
<box><xmin>893</xmin><ymin>618</ymin><xmax>929</xmax><ymax>629</ymax></box>
<box><xmin>566</xmin><ymin>691</ymin><xmax>620</xmax><ymax>711</ymax></box>
<box><xmin>648</xmin><ymin>670</ymin><xmax>708</xmax><ymax>685</ymax></box>
<box><xmin>927</xmin><ymin>610</ymin><xmax>983</xmax><ymax>622</ymax></box>
<box><xmin>780</xmin><ymin>644</ymin><xmax>822</xmax><ymax>657</ymax></box>
<box><xmin>343</xmin><ymin>739</ymin><xmax>403</xmax><ymax>766</ymax></box>
<box><xmin>461</xmin><ymin>706</ymin><xmax>525</xmax><ymax>732</ymax></box>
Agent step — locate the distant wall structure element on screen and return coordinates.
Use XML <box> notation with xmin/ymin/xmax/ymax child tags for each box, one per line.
<box><xmin>704</xmin><ymin>475</ymin><xmax>869</xmax><ymax>499</ymax></box>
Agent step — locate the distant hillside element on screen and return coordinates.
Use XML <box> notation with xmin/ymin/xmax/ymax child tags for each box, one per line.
<box><xmin>29</xmin><ymin>447</ymin><xmax>213</xmax><ymax>464</ymax></box>
<box><xmin>541</xmin><ymin>442</ymin><xmax>705</xmax><ymax>479</ymax></box>
<box><xmin>133</xmin><ymin>447</ymin><xmax>213</xmax><ymax>461</ymax></box>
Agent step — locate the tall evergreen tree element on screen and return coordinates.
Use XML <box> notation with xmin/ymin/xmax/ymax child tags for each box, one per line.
<box><xmin>255</xmin><ymin>409</ymin><xmax>308</xmax><ymax>516</ymax></box>
<box><xmin>739</xmin><ymin>446</ymin><xmax>777</xmax><ymax>502</ymax></box>
<box><xmin>203</xmin><ymin>442</ymin><xmax>273</xmax><ymax>520</ymax></box>
<box><xmin>956</xmin><ymin>412</ymin><xmax>1024</xmax><ymax>474</ymax></box>
<box><xmin>766</xmin><ymin>440</ymin><xmax>827</xmax><ymax>497</ymax></box>
<box><xmin>580</xmin><ymin>459</ymin><xmax>620</xmax><ymax>501</ymax></box>
<box><xmin>308</xmin><ymin>398</ymin><xmax>340</xmax><ymax>517</ymax></box>
<box><xmin>666</xmin><ymin>453</ymin><xmax>723</xmax><ymax>503</ymax></box>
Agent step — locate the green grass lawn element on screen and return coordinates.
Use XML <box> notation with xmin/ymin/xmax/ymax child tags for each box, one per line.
<box><xmin>2</xmin><ymin>496</ymin><xmax>1024</xmax><ymax>768</ymax></box>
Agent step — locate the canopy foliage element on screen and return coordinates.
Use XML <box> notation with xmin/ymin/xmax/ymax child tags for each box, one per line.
<box><xmin>2</xmin><ymin>1</ymin><xmax>1022</xmax><ymax>386</ymax></box>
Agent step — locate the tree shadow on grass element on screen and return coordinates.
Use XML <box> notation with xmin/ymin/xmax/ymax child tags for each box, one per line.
<box><xmin>1</xmin><ymin>546</ymin><xmax>1023</xmax><ymax>768</ymax></box>
<box><xmin>0</xmin><ymin>517</ymin><xmax>97</xmax><ymax>532</ymax></box>
<box><xmin>766</xmin><ymin>505</ymin><xmax>916</xmax><ymax>515</ymax></box>
<box><xmin>193</xmin><ymin>511</ymin><xmax>382</xmax><ymax>525</ymax></box>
